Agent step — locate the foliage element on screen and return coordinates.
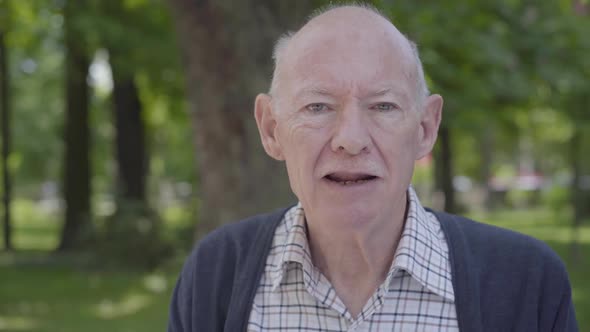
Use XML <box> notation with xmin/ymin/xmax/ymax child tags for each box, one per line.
<box><xmin>3</xmin><ymin>0</ymin><xmax>192</xmax><ymax>196</ymax></box>
<box><xmin>1</xmin><ymin>0</ymin><xmax>587</xmax><ymax>221</ymax></box>
<box><xmin>4</xmin><ymin>0</ymin><xmax>64</xmax><ymax>188</ymax></box>
<box><xmin>541</xmin><ymin>185</ymin><xmax>571</xmax><ymax>219</ymax></box>
<box><xmin>377</xmin><ymin>0</ymin><xmax>590</xmax><ymax>187</ymax></box>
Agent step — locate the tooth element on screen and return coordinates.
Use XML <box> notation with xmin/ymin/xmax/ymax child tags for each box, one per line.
<box><xmin>339</xmin><ymin>179</ymin><xmax>368</xmax><ymax>185</ymax></box>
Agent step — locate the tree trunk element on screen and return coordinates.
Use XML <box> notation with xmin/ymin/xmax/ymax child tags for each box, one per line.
<box><xmin>0</xmin><ymin>29</ymin><xmax>13</xmax><ymax>251</ymax></box>
<box><xmin>569</xmin><ymin>126</ymin><xmax>582</xmax><ymax>263</ymax></box>
<box><xmin>58</xmin><ymin>0</ymin><xmax>91</xmax><ymax>251</ymax></box>
<box><xmin>100</xmin><ymin>0</ymin><xmax>149</xmax><ymax>206</ymax></box>
<box><xmin>437</xmin><ymin>124</ymin><xmax>456</xmax><ymax>213</ymax></box>
<box><xmin>111</xmin><ymin>70</ymin><xmax>147</xmax><ymax>203</ymax></box>
<box><xmin>570</xmin><ymin>0</ymin><xmax>588</xmax><ymax>264</ymax></box>
<box><xmin>480</xmin><ymin>125</ymin><xmax>494</xmax><ymax>210</ymax></box>
<box><xmin>167</xmin><ymin>0</ymin><xmax>312</xmax><ymax>239</ymax></box>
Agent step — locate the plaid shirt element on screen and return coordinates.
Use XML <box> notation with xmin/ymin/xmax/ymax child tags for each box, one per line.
<box><xmin>247</xmin><ymin>187</ymin><xmax>458</xmax><ymax>331</ymax></box>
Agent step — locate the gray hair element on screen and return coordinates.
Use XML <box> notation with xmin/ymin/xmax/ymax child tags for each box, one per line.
<box><xmin>269</xmin><ymin>4</ymin><xmax>430</xmax><ymax>106</ymax></box>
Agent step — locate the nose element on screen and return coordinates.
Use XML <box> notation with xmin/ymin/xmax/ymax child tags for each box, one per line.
<box><xmin>330</xmin><ymin>106</ymin><xmax>370</xmax><ymax>155</ymax></box>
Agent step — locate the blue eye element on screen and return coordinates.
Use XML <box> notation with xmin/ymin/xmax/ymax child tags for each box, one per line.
<box><xmin>306</xmin><ymin>103</ymin><xmax>329</xmax><ymax>113</ymax></box>
<box><xmin>373</xmin><ymin>103</ymin><xmax>398</xmax><ymax>112</ymax></box>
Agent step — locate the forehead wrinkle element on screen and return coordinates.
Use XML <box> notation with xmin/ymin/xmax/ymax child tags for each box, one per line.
<box><xmin>282</xmin><ymin>9</ymin><xmax>411</xmax><ymax>69</ymax></box>
<box><xmin>271</xmin><ymin>5</ymin><xmax>430</xmax><ymax>108</ymax></box>
<box><xmin>369</xmin><ymin>88</ymin><xmax>396</xmax><ymax>97</ymax></box>
<box><xmin>294</xmin><ymin>86</ymin><xmax>337</xmax><ymax>101</ymax></box>
<box><xmin>293</xmin><ymin>75</ymin><xmax>414</xmax><ymax>100</ymax></box>
<box><xmin>293</xmin><ymin>7</ymin><xmax>414</xmax><ymax>61</ymax></box>
<box><xmin>275</xmin><ymin>8</ymin><xmax>423</xmax><ymax>108</ymax></box>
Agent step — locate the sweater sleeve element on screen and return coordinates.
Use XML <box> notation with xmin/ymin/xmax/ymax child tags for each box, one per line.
<box><xmin>165</xmin><ymin>208</ymin><xmax>290</xmax><ymax>332</ymax></box>
<box><xmin>552</xmin><ymin>283</ymin><xmax>578</xmax><ymax>332</ymax></box>
<box><xmin>433</xmin><ymin>210</ymin><xmax>580</xmax><ymax>331</ymax></box>
<box><xmin>166</xmin><ymin>232</ymin><xmax>232</xmax><ymax>332</ymax></box>
<box><xmin>537</xmin><ymin>243</ymin><xmax>579</xmax><ymax>332</ymax></box>
<box><xmin>167</xmin><ymin>273</ymin><xmax>192</xmax><ymax>332</ymax></box>
<box><xmin>166</xmin><ymin>232</ymin><xmax>227</xmax><ymax>332</ymax></box>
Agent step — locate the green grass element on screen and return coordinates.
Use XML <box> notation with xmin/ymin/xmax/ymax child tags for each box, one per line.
<box><xmin>0</xmin><ymin>262</ymin><xmax>176</xmax><ymax>332</ymax></box>
<box><xmin>8</xmin><ymin>200</ymin><xmax>61</xmax><ymax>251</ymax></box>
<box><xmin>0</xmin><ymin>200</ymin><xmax>185</xmax><ymax>332</ymax></box>
<box><xmin>0</xmin><ymin>201</ymin><xmax>589</xmax><ymax>331</ymax></box>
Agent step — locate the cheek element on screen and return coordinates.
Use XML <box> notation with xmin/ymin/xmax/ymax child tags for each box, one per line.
<box><xmin>376</xmin><ymin>126</ymin><xmax>421</xmax><ymax>170</ymax></box>
<box><xmin>277</xmin><ymin>121</ymin><xmax>322</xmax><ymax>196</ymax></box>
<box><xmin>278</xmin><ymin>113</ymin><xmax>330</xmax><ymax>155</ymax></box>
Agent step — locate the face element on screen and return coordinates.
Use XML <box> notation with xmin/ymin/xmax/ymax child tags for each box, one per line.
<box><xmin>255</xmin><ymin>13</ymin><xmax>442</xmax><ymax>230</ymax></box>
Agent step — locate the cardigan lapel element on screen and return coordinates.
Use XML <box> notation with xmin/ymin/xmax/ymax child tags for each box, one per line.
<box><xmin>433</xmin><ymin>210</ymin><xmax>484</xmax><ymax>332</ymax></box>
<box><xmin>224</xmin><ymin>207</ymin><xmax>291</xmax><ymax>332</ymax></box>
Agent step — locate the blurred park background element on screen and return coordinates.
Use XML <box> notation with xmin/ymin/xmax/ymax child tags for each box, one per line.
<box><xmin>0</xmin><ymin>0</ymin><xmax>589</xmax><ymax>331</ymax></box>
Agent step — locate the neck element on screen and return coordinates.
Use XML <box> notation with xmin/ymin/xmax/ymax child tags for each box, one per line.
<box><xmin>305</xmin><ymin>194</ymin><xmax>408</xmax><ymax>317</ymax></box>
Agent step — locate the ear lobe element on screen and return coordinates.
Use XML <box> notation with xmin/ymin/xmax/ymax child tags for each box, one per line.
<box><xmin>254</xmin><ymin>93</ymin><xmax>285</xmax><ymax>161</ymax></box>
<box><xmin>416</xmin><ymin>94</ymin><xmax>443</xmax><ymax>160</ymax></box>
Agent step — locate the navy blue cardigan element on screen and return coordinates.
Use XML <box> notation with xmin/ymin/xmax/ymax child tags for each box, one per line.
<box><xmin>167</xmin><ymin>208</ymin><xmax>578</xmax><ymax>331</ymax></box>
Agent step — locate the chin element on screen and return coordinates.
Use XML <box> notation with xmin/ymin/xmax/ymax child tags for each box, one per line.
<box><xmin>318</xmin><ymin>202</ymin><xmax>381</xmax><ymax>229</ymax></box>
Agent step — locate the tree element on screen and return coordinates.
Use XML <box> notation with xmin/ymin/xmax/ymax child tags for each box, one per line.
<box><xmin>58</xmin><ymin>0</ymin><xmax>91</xmax><ymax>250</ymax></box>
<box><xmin>380</xmin><ymin>1</ymin><xmax>569</xmax><ymax>213</ymax></box>
<box><xmin>564</xmin><ymin>6</ymin><xmax>590</xmax><ymax>261</ymax></box>
<box><xmin>435</xmin><ymin>126</ymin><xmax>455</xmax><ymax>212</ymax></box>
<box><xmin>0</xmin><ymin>3</ymin><xmax>12</xmax><ymax>251</ymax></box>
<box><xmin>90</xmin><ymin>0</ymin><xmax>160</xmax><ymax>206</ymax></box>
<box><xmin>110</xmin><ymin>61</ymin><xmax>147</xmax><ymax>204</ymax></box>
<box><xmin>76</xmin><ymin>0</ymin><xmax>184</xmax><ymax>266</ymax></box>
<box><xmin>167</xmin><ymin>1</ymin><xmax>315</xmax><ymax>238</ymax></box>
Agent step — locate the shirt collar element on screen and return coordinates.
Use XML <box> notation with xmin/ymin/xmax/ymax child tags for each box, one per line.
<box><xmin>387</xmin><ymin>187</ymin><xmax>455</xmax><ymax>301</ymax></box>
<box><xmin>269</xmin><ymin>187</ymin><xmax>454</xmax><ymax>301</ymax></box>
<box><xmin>269</xmin><ymin>203</ymin><xmax>316</xmax><ymax>291</ymax></box>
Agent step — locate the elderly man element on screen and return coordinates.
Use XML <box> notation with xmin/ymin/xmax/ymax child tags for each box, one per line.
<box><xmin>168</xmin><ymin>5</ymin><xmax>577</xmax><ymax>332</ymax></box>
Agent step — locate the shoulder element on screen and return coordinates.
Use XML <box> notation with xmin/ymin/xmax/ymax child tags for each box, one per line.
<box><xmin>430</xmin><ymin>211</ymin><xmax>577</xmax><ymax>330</ymax></box>
<box><xmin>179</xmin><ymin>206</ymin><xmax>291</xmax><ymax>284</ymax></box>
<box><xmin>437</xmin><ymin>211</ymin><xmax>560</xmax><ymax>259</ymax></box>
<box><xmin>433</xmin><ymin>210</ymin><xmax>568</xmax><ymax>281</ymax></box>
<box><xmin>168</xmin><ymin>206</ymin><xmax>291</xmax><ymax>329</ymax></box>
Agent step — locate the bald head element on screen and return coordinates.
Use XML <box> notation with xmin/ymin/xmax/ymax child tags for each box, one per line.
<box><xmin>269</xmin><ymin>5</ymin><xmax>429</xmax><ymax>107</ymax></box>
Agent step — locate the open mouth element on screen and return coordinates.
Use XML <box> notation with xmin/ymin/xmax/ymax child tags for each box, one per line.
<box><xmin>324</xmin><ymin>172</ymin><xmax>378</xmax><ymax>185</ymax></box>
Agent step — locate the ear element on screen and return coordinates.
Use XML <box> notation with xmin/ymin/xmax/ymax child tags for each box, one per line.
<box><xmin>254</xmin><ymin>93</ymin><xmax>285</xmax><ymax>160</ymax></box>
<box><xmin>416</xmin><ymin>94</ymin><xmax>443</xmax><ymax>160</ymax></box>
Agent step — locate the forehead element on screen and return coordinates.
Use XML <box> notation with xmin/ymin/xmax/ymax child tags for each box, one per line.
<box><xmin>280</xmin><ymin>16</ymin><xmax>416</xmax><ymax>100</ymax></box>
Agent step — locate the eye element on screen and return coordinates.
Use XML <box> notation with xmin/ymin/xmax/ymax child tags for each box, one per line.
<box><xmin>305</xmin><ymin>103</ymin><xmax>329</xmax><ymax>113</ymax></box>
<box><xmin>372</xmin><ymin>103</ymin><xmax>399</xmax><ymax>112</ymax></box>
